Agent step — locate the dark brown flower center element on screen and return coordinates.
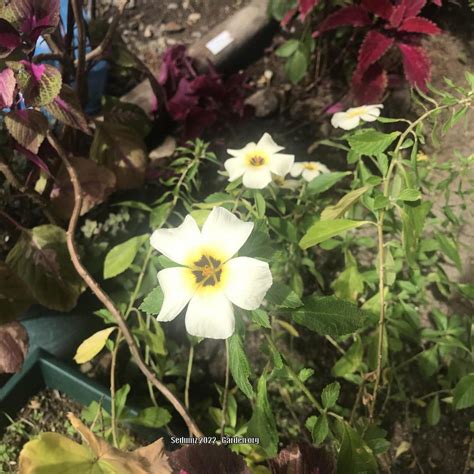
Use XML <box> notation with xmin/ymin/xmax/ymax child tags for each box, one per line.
<box><xmin>249</xmin><ymin>156</ymin><xmax>265</xmax><ymax>167</ymax></box>
<box><xmin>191</xmin><ymin>255</ymin><xmax>222</xmax><ymax>287</ymax></box>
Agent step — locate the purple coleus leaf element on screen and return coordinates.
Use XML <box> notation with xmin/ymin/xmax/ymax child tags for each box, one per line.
<box><xmin>0</xmin><ymin>68</ymin><xmax>16</xmax><ymax>108</ymax></box>
<box><xmin>361</xmin><ymin>0</ymin><xmax>394</xmax><ymax>20</ymax></box>
<box><xmin>398</xmin><ymin>42</ymin><xmax>432</xmax><ymax>91</ymax></box>
<box><xmin>353</xmin><ymin>63</ymin><xmax>388</xmax><ymax>104</ymax></box>
<box><xmin>0</xmin><ymin>19</ymin><xmax>22</xmax><ymax>58</ymax></box>
<box><xmin>398</xmin><ymin>17</ymin><xmax>441</xmax><ymax>35</ymax></box>
<box><xmin>15</xmin><ymin>143</ymin><xmax>51</xmax><ymax>175</ymax></box>
<box><xmin>355</xmin><ymin>30</ymin><xmax>394</xmax><ymax>77</ymax></box>
<box><xmin>318</xmin><ymin>6</ymin><xmax>371</xmax><ymax>33</ymax></box>
<box><xmin>298</xmin><ymin>0</ymin><xmax>320</xmax><ymax>21</ymax></box>
<box><xmin>401</xmin><ymin>0</ymin><xmax>427</xmax><ymax>19</ymax></box>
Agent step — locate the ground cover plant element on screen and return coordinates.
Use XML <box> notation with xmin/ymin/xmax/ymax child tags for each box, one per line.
<box><xmin>0</xmin><ymin>0</ymin><xmax>473</xmax><ymax>472</ymax></box>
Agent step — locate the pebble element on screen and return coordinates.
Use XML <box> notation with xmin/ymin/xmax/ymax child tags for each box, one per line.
<box><xmin>167</xmin><ymin>2</ymin><xmax>178</xmax><ymax>9</ymax></box>
<box><xmin>162</xmin><ymin>21</ymin><xmax>185</xmax><ymax>33</ymax></box>
<box><xmin>143</xmin><ymin>25</ymin><xmax>154</xmax><ymax>38</ymax></box>
<box><xmin>187</xmin><ymin>12</ymin><xmax>201</xmax><ymax>24</ymax></box>
<box><xmin>245</xmin><ymin>88</ymin><xmax>279</xmax><ymax>118</ymax></box>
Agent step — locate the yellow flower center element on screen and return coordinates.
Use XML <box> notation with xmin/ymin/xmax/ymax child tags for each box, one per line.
<box><xmin>246</xmin><ymin>149</ymin><xmax>269</xmax><ymax>168</ymax></box>
<box><xmin>347</xmin><ymin>106</ymin><xmax>367</xmax><ymax>118</ymax></box>
<box><xmin>303</xmin><ymin>162</ymin><xmax>318</xmax><ymax>171</ymax></box>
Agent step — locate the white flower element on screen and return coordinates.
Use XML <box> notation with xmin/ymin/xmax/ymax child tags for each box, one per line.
<box><xmin>150</xmin><ymin>207</ymin><xmax>273</xmax><ymax>339</ymax></box>
<box><xmin>331</xmin><ymin>104</ymin><xmax>383</xmax><ymax>130</ymax></box>
<box><xmin>224</xmin><ymin>133</ymin><xmax>294</xmax><ymax>189</ymax></box>
<box><xmin>290</xmin><ymin>161</ymin><xmax>330</xmax><ymax>182</ymax></box>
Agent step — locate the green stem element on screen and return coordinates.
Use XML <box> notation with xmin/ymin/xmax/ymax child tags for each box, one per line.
<box><xmin>286</xmin><ymin>364</ymin><xmax>324</xmax><ymax>413</ymax></box>
<box><xmin>184</xmin><ymin>344</ymin><xmax>194</xmax><ymax>411</ymax></box>
<box><xmin>220</xmin><ymin>339</ymin><xmax>230</xmax><ymax>438</ymax></box>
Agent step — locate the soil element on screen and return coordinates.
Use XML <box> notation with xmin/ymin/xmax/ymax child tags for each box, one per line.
<box><xmin>0</xmin><ymin>389</ymin><xmax>83</xmax><ymax>473</ymax></box>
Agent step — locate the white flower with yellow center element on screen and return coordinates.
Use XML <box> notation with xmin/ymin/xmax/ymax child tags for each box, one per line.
<box><xmin>290</xmin><ymin>161</ymin><xmax>330</xmax><ymax>182</ymax></box>
<box><xmin>224</xmin><ymin>133</ymin><xmax>294</xmax><ymax>189</ymax></box>
<box><xmin>331</xmin><ymin>104</ymin><xmax>383</xmax><ymax>130</ymax></box>
<box><xmin>150</xmin><ymin>207</ymin><xmax>273</xmax><ymax>339</ymax></box>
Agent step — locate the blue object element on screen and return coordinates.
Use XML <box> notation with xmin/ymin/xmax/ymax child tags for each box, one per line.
<box><xmin>35</xmin><ymin>0</ymin><xmax>108</xmax><ymax>113</ymax></box>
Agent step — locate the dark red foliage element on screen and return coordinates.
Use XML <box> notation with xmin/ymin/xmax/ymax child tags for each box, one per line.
<box><xmin>298</xmin><ymin>0</ymin><xmax>320</xmax><ymax>21</ymax></box>
<box><xmin>316</xmin><ymin>0</ymin><xmax>442</xmax><ymax>103</ymax></box>
<box><xmin>157</xmin><ymin>45</ymin><xmax>249</xmax><ymax>139</ymax></box>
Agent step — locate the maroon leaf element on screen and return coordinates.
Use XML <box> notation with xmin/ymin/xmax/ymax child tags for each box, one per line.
<box><xmin>401</xmin><ymin>0</ymin><xmax>427</xmax><ymax>19</ymax></box>
<box><xmin>361</xmin><ymin>0</ymin><xmax>394</xmax><ymax>20</ymax></box>
<box><xmin>4</xmin><ymin>109</ymin><xmax>48</xmax><ymax>153</ymax></box>
<box><xmin>352</xmin><ymin>63</ymin><xmax>388</xmax><ymax>104</ymax></box>
<box><xmin>298</xmin><ymin>0</ymin><xmax>319</xmax><ymax>21</ymax></box>
<box><xmin>0</xmin><ymin>67</ymin><xmax>16</xmax><ymax>108</ymax></box>
<box><xmin>0</xmin><ymin>264</ymin><xmax>34</xmax><ymax>324</ymax></box>
<box><xmin>281</xmin><ymin>8</ymin><xmax>297</xmax><ymax>27</ymax></box>
<box><xmin>398</xmin><ymin>17</ymin><xmax>441</xmax><ymax>35</ymax></box>
<box><xmin>356</xmin><ymin>31</ymin><xmax>394</xmax><ymax>76</ymax></box>
<box><xmin>398</xmin><ymin>42</ymin><xmax>431</xmax><ymax>91</ymax></box>
<box><xmin>0</xmin><ymin>19</ymin><xmax>21</xmax><ymax>58</ymax></box>
<box><xmin>269</xmin><ymin>442</ymin><xmax>335</xmax><ymax>474</ymax></box>
<box><xmin>15</xmin><ymin>143</ymin><xmax>51</xmax><ymax>175</ymax></box>
<box><xmin>50</xmin><ymin>156</ymin><xmax>116</xmax><ymax>220</ymax></box>
<box><xmin>388</xmin><ymin>4</ymin><xmax>406</xmax><ymax>28</ymax></box>
<box><xmin>318</xmin><ymin>6</ymin><xmax>371</xmax><ymax>32</ymax></box>
<box><xmin>44</xmin><ymin>84</ymin><xmax>89</xmax><ymax>133</ymax></box>
<box><xmin>169</xmin><ymin>444</ymin><xmax>250</xmax><ymax>474</ymax></box>
<box><xmin>0</xmin><ymin>321</ymin><xmax>29</xmax><ymax>374</ymax></box>
<box><xmin>432</xmin><ymin>0</ymin><xmax>442</xmax><ymax>6</ymax></box>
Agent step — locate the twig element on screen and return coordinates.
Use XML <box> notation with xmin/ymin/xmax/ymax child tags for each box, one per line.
<box><xmin>220</xmin><ymin>339</ymin><xmax>230</xmax><ymax>438</ymax></box>
<box><xmin>0</xmin><ymin>155</ymin><xmax>56</xmax><ymax>224</ymax></box>
<box><xmin>0</xmin><ymin>210</ymin><xmax>28</xmax><ymax>233</ymax></box>
<box><xmin>110</xmin><ymin>331</ymin><xmax>122</xmax><ymax>447</ymax></box>
<box><xmin>71</xmin><ymin>0</ymin><xmax>87</xmax><ymax>103</ymax></box>
<box><xmin>79</xmin><ymin>0</ymin><xmax>130</xmax><ymax>64</ymax></box>
<box><xmin>47</xmin><ymin>132</ymin><xmax>203</xmax><ymax>438</ymax></box>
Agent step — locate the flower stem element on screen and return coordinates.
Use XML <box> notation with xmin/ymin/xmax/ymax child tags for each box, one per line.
<box><xmin>185</xmin><ymin>344</ymin><xmax>194</xmax><ymax>411</ymax></box>
<box><xmin>220</xmin><ymin>339</ymin><xmax>230</xmax><ymax>438</ymax></box>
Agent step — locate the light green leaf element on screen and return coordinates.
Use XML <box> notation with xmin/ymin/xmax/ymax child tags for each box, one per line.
<box><xmin>6</xmin><ymin>225</ymin><xmax>84</xmax><ymax>311</ymax></box>
<box><xmin>298</xmin><ymin>368</ymin><xmax>314</xmax><ymax>382</ymax></box>
<box><xmin>268</xmin><ymin>217</ymin><xmax>298</xmax><ymax>243</ymax></box>
<box><xmin>265</xmin><ymin>282</ymin><xmax>303</xmax><ymax>309</ymax></box>
<box><xmin>229</xmin><ymin>332</ymin><xmax>254</xmax><ymax>399</ymax></box>
<box><xmin>103</xmin><ymin>234</ymin><xmax>149</xmax><ymax>279</ymax></box>
<box><xmin>149</xmin><ymin>202</ymin><xmax>173</xmax><ymax>229</ymax></box>
<box><xmin>321</xmin><ymin>186</ymin><xmax>370</xmax><ymax>221</ymax></box>
<box><xmin>347</xmin><ymin>130</ymin><xmax>400</xmax><ymax>156</ymax></box>
<box><xmin>322</xmin><ymin>382</ymin><xmax>340</xmax><ymax>409</ymax></box>
<box><xmin>453</xmin><ymin>374</ymin><xmax>474</xmax><ymax>410</ymax></box>
<box><xmin>250</xmin><ymin>309</ymin><xmax>271</xmax><ymax>329</ymax></box>
<box><xmin>306</xmin><ymin>172</ymin><xmax>351</xmax><ymax>196</ymax></box>
<box><xmin>247</xmin><ymin>374</ymin><xmax>279</xmax><ymax>458</ymax></box>
<box><xmin>276</xmin><ymin>39</ymin><xmax>300</xmax><ymax>57</ymax></box>
<box><xmin>332</xmin><ymin>337</ymin><xmax>363</xmax><ymax>377</ymax></box>
<box><xmin>293</xmin><ymin>296</ymin><xmax>370</xmax><ymax>337</ymax></box>
<box><xmin>426</xmin><ymin>395</ymin><xmax>440</xmax><ymax>426</ymax></box>
<box><xmin>312</xmin><ymin>414</ymin><xmax>329</xmax><ymax>445</ymax></box>
<box><xmin>397</xmin><ymin>188</ymin><xmax>421</xmax><ymax>202</ymax></box>
<box><xmin>286</xmin><ymin>49</ymin><xmax>307</xmax><ymax>84</ymax></box>
<box><xmin>254</xmin><ymin>192</ymin><xmax>266</xmax><ymax>218</ymax></box>
<box><xmin>128</xmin><ymin>406</ymin><xmax>172</xmax><ymax>428</ymax></box>
<box><xmin>139</xmin><ymin>287</ymin><xmax>164</xmax><ymax>315</ymax></box>
<box><xmin>300</xmin><ymin>219</ymin><xmax>371</xmax><ymax>249</ymax></box>
<box><xmin>436</xmin><ymin>234</ymin><xmax>462</xmax><ymax>272</ymax></box>
<box><xmin>114</xmin><ymin>384</ymin><xmax>130</xmax><ymax>420</ymax></box>
<box><xmin>74</xmin><ymin>327</ymin><xmax>116</xmax><ymax>364</ymax></box>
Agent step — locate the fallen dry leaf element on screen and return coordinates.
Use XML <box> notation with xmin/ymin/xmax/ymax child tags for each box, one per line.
<box><xmin>0</xmin><ymin>321</ymin><xmax>29</xmax><ymax>374</ymax></box>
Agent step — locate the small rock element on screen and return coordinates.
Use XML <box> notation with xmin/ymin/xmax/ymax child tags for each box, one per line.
<box><xmin>187</xmin><ymin>12</ymin><xmax>201</xmax><ymax>25</ymax></box>
<box><xmin>166</xmin><ymin>38</ymin><xmax>178</xmax><ymax>46</ymax></box>
<box><xmin>162</xmin><ymin>21</ymin><xmax>185</xmax><ymax>33</ymax></box>
<box><xmin>245</xmin><ymin>88</ymin><xmax>279</xmax><ymax>118</ymax></box>
<box><xmin>167</xmin><ymin>2</ymin><xmax>178</xmax><ymax>9</ymax></box>
<box><xmin>149</xmin><ymin>136</ymin><xmax>177</xmax><ymax>161</ymax></box>
<box><xmin>191</xmin><ymin>31</ymin><xmax>202</xmax><ymax>39</ymax></box>
<box><xmin>143</xmin><ymin>25</ymin><xmax>154</xmax><ymax>38</ymax></box>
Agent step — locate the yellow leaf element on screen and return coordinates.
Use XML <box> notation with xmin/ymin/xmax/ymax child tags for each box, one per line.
<box><xmin>74</xmin><ymin>327</ymin><xmax>116</xmax><ymax>364</ymax></box>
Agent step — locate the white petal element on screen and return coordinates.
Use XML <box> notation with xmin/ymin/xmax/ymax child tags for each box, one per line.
<box><xmin>331</xmin><ymin>112</ymin><xmax>361</xmax><ymax>130</ymax></box>
<box><xmin>224</xmin><ymin>257</ymin><xmax>272</xmax><ymax>310</ymax></box>
<box><xmin>224</xmin><ymin>157</ymin><xmax>246</xmax><ymax>181</ymax></box>
<box><xmin>268</xmin><ymin>153</ymin><xmax>295</xmax><ymax>177</ymax></box>
<box><xmin>302</xmin><ymin>169</ymin><xmax>320</xmax><ymax>181</ymax></box>
<box><xmin>156</xmin><ymin>267</ymin><xmax>194</xmax><ymax>322</ymax></box>
<box><xmin>257</xmin><ymin>132</ymin><xmax>284</xmax><ymax>154</ymax></box>
<box><xmin>150</xmin><ymin>215</ymin><xmax>201</xmax><ymax>265</ymax></box>
<box><xmin>290</xmin><ymin>162</ymin><xmax>304</xmax><ymax>177</ymax></box>
<box><xmin>185</xmin><ymin>292</ymin><xmax>235</xmax><ymax>339</ymax></box>
<box><xmin>227</xmin><ymin>142</ymin><xmax>256</xmax><ymax>157</ymax></box>
<box><xmin>201</xmin><ymin>206</ymin><xmax>254</xmax><ymax>260</ymax></box>
<box><xmin>242</xmin><ymin>167</ymin><xmax>273</xmax><ymax>189</ymax></box>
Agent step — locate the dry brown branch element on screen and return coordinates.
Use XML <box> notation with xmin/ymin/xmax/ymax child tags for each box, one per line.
<box><xmin>46</xmin><ymin>132</ymin><xmax>203</xmax><ymax>438</ymax></box>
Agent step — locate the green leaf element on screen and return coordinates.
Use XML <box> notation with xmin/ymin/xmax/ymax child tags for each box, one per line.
<box><xmin>322</xmin><ymin>382</ymin><xmax>340</xmax><ymax>409</ymax></box>
<box><xmin>293</xmin><ymin>296</ymin><xmax>370</xmax><ymax>337</ymax></box>
<box><xmin>0</xmin><ymin>263</ymin><xmax>34</xmax><ymax>324</ymax></box>
<box><xmin>4</xmin><ymin>109</ymin><xmax>48</xmax><ymax>153</ymax></box>
<box><xmin>247</xmin><ymin>374</ymin><xmax>279</xmax><ymax>458</ymax></box>
<box><xmin>300</xmin><ymin>219</ymin><xmax>371</xmax><ymax>249</ymax></box>
<box><xmin>265</xmin><ymin>282</ymin><xmax>303</xmax><ymax>309</ymax></box>
<box><xmin>103</xmin><ymin>234</ymin><xmax>149</xmax><ymax>279</ymax></box>
<box><xmin>426</xmin><ymin>395</ymin><xmax>440</xmax><ymax>426</ymax></box>
<box><xmin>114</xmin><ymin>384</ymin><xmax>130</xmax><ymax>420</ymax></box>
<box><xmin>128</xmin><ymin>406</ymin><xmax>171</xmax><ymax>428</ymax></box>
<box><xmin>139</xmin><ymin>287</ymin><xmax>164</xmax><ymax>315</ymax></box>
<box><xmin>436</xmin><ymin>234</ymin><xmax>462</xmax><ymax>272</ymax></box>
<box><xmin>298</xmin><ymin>368</ymin><xmax>314</xmax><ymax>382</ymax></box>
<box><xmin>286</xmin><ymin>49</ymin><xmax>307</xmax><ymax>84</ymax></box>
<box><xmin>401</xmin><ymin>201</ymin><xmax>431</xmax><ymax>267</ymax></box>
<box><xmin>321</xmin><ymin>186</ymin><xmax>370</xmax><ymax>221</ymax></box>
<box><xmin>266</xmin><ymin>336</ymin><xmax>284</xmax><ymax>369</ymax></box>
<box><xmin>276</xmin><ymin>39</ymin><xmax>300</xmax><ymax>57</ymax></box>
<box><xmin>268</xmin><ymin>217</ymin><xmax>298</xmax><ymax>243</ymax></box>
<box><xmin>453</xmin><ymin>374</ymin><xmax>474</xmax><ymax>410</ymax></box>
<box><xmin>397</xmin><ymin>188</ymin><xmax>421</xmax><ymax>202</ymax></box>
<box><xmin>306</xmin><ymin>172</ymin><xmax>351</xmax><ymax>196</ymax></box>
<box><xmin>331</xmin><ymin>257</ymin><xmax>364</xmax><ymax>302</ymax></box>
<box><xmin>74</xmin><ymin>327</ymin><xmax>116</xmax><ymax>364</ymax></box>
<box><xmin>347</xmin><ymin>130</ymin><xmax>400</xmax><ymax>156</ymax></box>
<box><xmin>336</xmin><ymin>423</ymin><xmax>377</xmax><ymax>474</ymax></box>
<box><xmin>6</xmin><ymin>225</ymin><xmax>84</xmax><ymax>311</ymax></box>
<box><xmin>312</xmin><ymin>414</ymin><xmax>329</xmax><ymax>445</ymax></box>
<box><xmin>332</xmin><ymin>337</ymin><xmax>363</xmax><ymax>377</ymax></box>
<box><xmin>228</xmin><ymin>332</ymin><xmax>254</xmax><ymax>399</ymax></box>
<box><xmin>254</xmin><ymin>192</ymin><xmax>266</xmax><ymax>218</ymax></box>
<box><xmin>250</xmin><ymin>309</ymin><xmax>271</xmax><ymax>329</ymax></box>
<box><xmin>239</xmin><ymin>221</ymin><xmax>275</xmax><ymax>261</ymax></box>
<box><xmin>149</xmin><ymin>202</ymin><xmax>173</xmax><ymax>229</ymax></box>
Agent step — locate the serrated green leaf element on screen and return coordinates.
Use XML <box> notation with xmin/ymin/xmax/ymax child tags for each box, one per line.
<box><xmin>149</xmin><ymin>202</ymin><xmax>173</xmax><ymax>229</ymax></box>
<box><xmin>453</xmin><ymin>374</ymin><xmax>474</xmax><ymax>410</ymax></box>
<box><xmin>265</xmin><ymin>282</ymin><xmax>303</xmax><ymax>309</ymax></box>
<box><xmin>229</xmin><ymin>332</ymin><xmax>254</xmax><ymax>399</ymax></box>
<box><xmin>348</xmin><ymin>130</ymin><xmax>400</xmax><ymax>156</ymax></box>
<box><xmin>139</xmin><ymin>287</ymin><xmax>164</xmax><ymax>315</ymax></box>
<box><xmin>306</xmin><ymin>172</ymin><xmax>351</xmax><ymax>196</ymax></box>
<box><xmin>293</xmin><ymin>296</ymin><xmax>370</xmax><ymax>337</ymax></box>
<box><xmin>322</xmin><ymin>382</ymin><xmax>340</xmax><ymax>409</ymax></box>
<box><xmin>312</xmin><ymin>414</ymin><xmax>329</xmax><ymax>445</ymax></box>
<box><xmin>127</xmin><ymin>406</ymin><xmax>171</xmax><ymax>428</ymax></box>
<box><xmin>250</xmin><ymin>309</ymin><xmax>271</xmax><ymax>328</ymax></box>
<box><xmin>332</xmin><ymin>336</ymin><xmax>363</xmax><ymax>377</ymax></box>
<box><xmin>321</xmin><ymin>187</ymin><xmax>370</xmax><ymax>221</ymax></box>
